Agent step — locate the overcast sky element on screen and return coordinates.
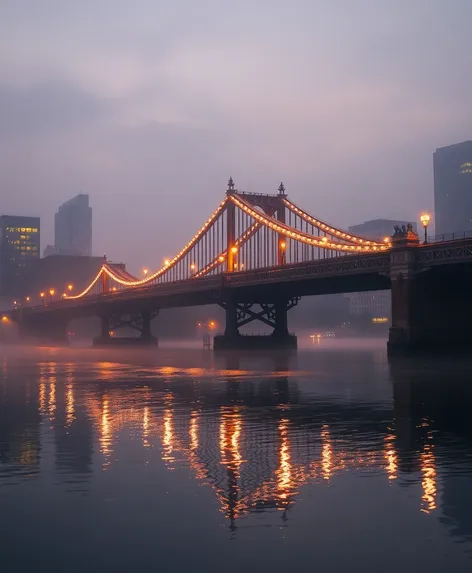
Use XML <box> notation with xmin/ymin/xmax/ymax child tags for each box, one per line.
<box><xmin>1</xmin><ymin>0</ymin><xmax>471</xmax><ymax>272</ymax></box>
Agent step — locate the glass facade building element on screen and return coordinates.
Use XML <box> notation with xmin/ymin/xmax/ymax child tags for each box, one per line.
<box><xmin>0</xmin><ymin>215</ymin><xmax>40</xmax><ymax>295</ymax></box>
<box><xmin>434</xmin><ymin>141</ymin><xmax>472</xmax><ymax>236</ymax></box>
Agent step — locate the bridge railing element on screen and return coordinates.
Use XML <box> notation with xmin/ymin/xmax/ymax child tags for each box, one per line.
<box><xmin>430</xmin><ymin>230</ymin><xmax>472</xmax><ymax>243</ymax></box>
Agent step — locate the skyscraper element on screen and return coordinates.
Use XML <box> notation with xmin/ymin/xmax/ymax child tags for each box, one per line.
<box><xmin>54</xmin><ymin>194</ymin><xmax>92</xmax><ymax>256</ymax></box>
<box><xmin>434</xmin><ymin>141</ymin><xmax>472</xmax><ymax>236</ymax></box>
<box><xmin>0</xmin><ymin>215</ymin><xmax>40</xmax><ymax>295</ymax></box>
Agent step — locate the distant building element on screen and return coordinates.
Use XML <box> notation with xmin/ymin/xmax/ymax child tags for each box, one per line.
<box><xmin>43</xmin><ymin>244</ymin><xmax>56</xmax><ymax>257</ymax></box>
<box><xmin>345</xmin><ymin>218</ymin><xmax>416</xmax><ymax>319</ymax></box>
<box><xmin>55</xmin><ymin>194</ymin><xmax>92</xmax><ymax>256</ymax></box>
<box><xmin>0</xmin><ymin>215</ymin><xmax>40</xmax><ymax>295</ymax></box>
<box><xmin>434</xmin><ymin>141</ymin><xmax>472</xmax><ymax>236</ymax></box>
<box><xmin>15</xmin><ymin>254</ymin><xmax>104</xmax><ymax>301</ymax></box>
<box><xmin>348</xmin><ymin>219</ymin><xmax>417</xmax><ymax>242</ymax></box>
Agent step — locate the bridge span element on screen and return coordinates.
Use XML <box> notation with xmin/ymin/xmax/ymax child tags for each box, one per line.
<box><xmin>6</xmin><ymin>180</ymin><xmax>472</xmax><ymax>355</ymax></box>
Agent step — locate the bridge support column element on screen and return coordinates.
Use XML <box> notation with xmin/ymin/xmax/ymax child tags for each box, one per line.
<box><xmin>273</xmin><ymin>299</ymin><xmax>289</xmax><ymax>338</ymax></box>
<box><xmin>93</xmin><ymin>310</ymin><xmax>158</xmax><ymax>347</ymax></box>
<box><xmin>388</xmin><ymin>235</ymin><xmax>472</xmax><ymax>356</ymax></box>
<box><xmin>224</xmin><ymin>301</ymin><xmax>239</xmax><ymax>339</ymax></box>
<box><xmin>214</xmin><ymin>298</ymin><xmax>298</xmax><ymax>351</ymax></box>
<box><xmin>140</xmin><ymin>310</ymin><xmax>157</xmax><ymax>341</ymax></box>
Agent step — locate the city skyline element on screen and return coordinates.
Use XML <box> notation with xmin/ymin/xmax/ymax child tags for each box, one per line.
<box><xmin>1</xmin><ymin>1</ymin><xmax>472</xmax><ymax>273</ymax></box>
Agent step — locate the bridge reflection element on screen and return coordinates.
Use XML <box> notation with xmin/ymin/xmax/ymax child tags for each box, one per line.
<box><xmin>1</xmin><ymin>352</ymin><xmax>472</xmax><ymax>540</ymax></box>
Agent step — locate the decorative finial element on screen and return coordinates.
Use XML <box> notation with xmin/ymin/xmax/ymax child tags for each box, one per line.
<box><xmin>227</xmin><ymin>177</ymin><xmax>235</xmax><ymax>192</ymax></box>
<box><xmin>103</xmin><ymin>253</ymin><xmax>107</xmax><ymax>262</ymax></box>
<box><xmin>278</xmin><ymin>182</ymin><xmax>286</xmax><ymax>195</ymax></box>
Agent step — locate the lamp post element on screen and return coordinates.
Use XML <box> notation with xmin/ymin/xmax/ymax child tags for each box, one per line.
<box><xmin>420</xmin><ymin>213</ymin><xmax>431</xmax><ymax>244</ymax></box>
<box><xmin>40</xmin><ymin>292</ymin><xmax>45</xmax><ymax>305</ymax></box>
<box><xmin>190</xmin><ymin>263</ymin><xmax>196</xmax><ymax>276</ymax></box>
<box><xmin>49</xmin><ymin>288</ymin><xmax>55</xmax><ymax>303</ymax></box>
<box><xmin>143</xmin><ymin>268</ymin><xmax>148</xmax><ymax>277</ymax></box>
<box><xmin>67</xmin><ymin>284</ymin><xmax>73</xmax><ymax>292</ymax></box>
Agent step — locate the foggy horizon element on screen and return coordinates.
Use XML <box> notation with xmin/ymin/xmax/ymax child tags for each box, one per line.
<box><xmin>1</xmin><ymin>0</ymin><xmax>471</xmax><ymax>273</ymax></box>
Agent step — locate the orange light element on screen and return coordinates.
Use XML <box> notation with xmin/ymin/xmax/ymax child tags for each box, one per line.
<box><xmin>190</xmin><ymin>263</ymin><xmax>196</xmax><ymax>270</ymax></box>
<box><xmin>67</xmin><ymin>284</ymin><xmax>73</xmax><ymax>291</ymax></box>
<box><xmin>383</xmin><ymin>237</ymin><xmax>390</xmax><ymax>244</ymax></box>
<box><xmin>49</xmin><ymin>289</ymin><xmax>55</xmax><ymax>296</ymax></box>
<box><xmin>26</xmin><ymin>296</ymin><xmax>30</xmax><ymax>302</ymax></box>
<box><xmin>420</xmin><ymin>213</ymin><xmax>431</xmax><ymax>228</ymax></box>
<box><xmin>112</xmin><ymin>287</ymin><xmax>117</xmax><ymax>292</ymax></box>
<box><xmin>1</xmin><ymin>316</ymin><xmax>9</xmax><ymax>323</ymax></box>
<box><xmin>40</xmin><ymin>292</ymin><xmax>45</xmax><ymax>299</ymax></box>
<box><xmin>231</xmin><ymin>246</ymin><xmax>238</xmax><ymax>254</ymax></box>
<box><xmin>143</xmin><ymin>268</ymin><xmax>148</xmax><ymax>276</ymax></box>
<box><xmin>280</xmin><ymin>241</ymin><xmax>286</xmax><ymax>249</ymax></box>
<box><xmin>164</xmin><ymin>259</ymin><xmax>170</xmax><ymax>266</ymax></box>
<box><xmin>218</xmin><ymin>255</ymin><xmax>224</xmax><ymax>262</ymax></box>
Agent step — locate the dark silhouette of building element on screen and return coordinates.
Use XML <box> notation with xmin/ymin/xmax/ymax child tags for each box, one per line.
<box><xmin>0</xmin><ymin>215</ymin><xmax>40</xmax><ymax>295</ymax></box>
<box><xmin>348</xmin><ymin>219</ymin><xmax>417</xmax><ymax>241</ymax></box>
<box><xmin>346</xmin><ymin>218</ymin><xmax>416</xmax><ymax>320</ymax></box>
<box><xmin>16</xmin><ymin>254</ymin><xmax>104</xmax><ymax>300</ymax></box>
<box><xmin>55</xmin><ymin>194</ymin><xmax>92</xmax><ymax>256</ymax></box>
<box><xmin>434</xmin><ymin>141</ymin><xmax>472</xmax><ymax>236</ymax></box>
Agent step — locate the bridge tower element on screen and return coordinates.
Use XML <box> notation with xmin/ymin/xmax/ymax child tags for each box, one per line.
<box><xmin>216</xmin><ymin>180</ymin><xmax>297</xmax><ymax>350</ymax></box>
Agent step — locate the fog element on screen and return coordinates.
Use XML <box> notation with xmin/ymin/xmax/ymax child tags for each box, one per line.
<box><xmin>1</xmin><ymin>1</ymin><xmax>472</xmax><ymax>273</ymax></box>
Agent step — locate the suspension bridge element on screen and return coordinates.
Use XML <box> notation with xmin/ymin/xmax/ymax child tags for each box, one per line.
<box><xmin>7</xmin><ymin>179</ymin><xmax>472</xmax><ymax>355</ymax></box>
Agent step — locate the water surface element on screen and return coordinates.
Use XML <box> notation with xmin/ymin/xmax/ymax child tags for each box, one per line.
<box><xmin>1</xmin><ymin>340</ymin><xmax>472</xmax><ymax>572</ymax></box>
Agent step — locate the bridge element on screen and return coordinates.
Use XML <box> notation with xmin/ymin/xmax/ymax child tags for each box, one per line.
<box><xmin>6</xmin><ymin>179</ymin><xmax>472</xmax><ymax>355</ymax></box>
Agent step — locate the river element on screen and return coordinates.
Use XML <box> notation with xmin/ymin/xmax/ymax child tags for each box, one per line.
<box><xmin>1</xmin><ymin>339</ymin><xmax>472</xmax><ymax>572</ymax></box>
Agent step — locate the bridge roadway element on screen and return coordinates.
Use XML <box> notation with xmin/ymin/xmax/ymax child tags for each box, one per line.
<box><xmin>16</xmin><ymin>252</ymin><xmax>391</xmax><ymax>320</ymax></box>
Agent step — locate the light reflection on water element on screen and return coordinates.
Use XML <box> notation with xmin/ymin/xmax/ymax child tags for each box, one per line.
<box><xmin>1</xmin><ymin>343</ymin><xmax>472</xmax><ymax>572</ymax></box>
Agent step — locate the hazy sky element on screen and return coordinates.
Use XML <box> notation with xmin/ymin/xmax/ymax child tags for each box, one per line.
<box><xmin>1</xmin><ymin>0</ymin><xmax>471</xmax><ymax>272</ymax></box>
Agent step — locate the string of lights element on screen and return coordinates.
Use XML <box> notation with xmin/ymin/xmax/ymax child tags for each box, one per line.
<box><xmin>229</xmin><ymin>195</ymin><xmax>389</xmax><ymax>253</ymax></box>
<box><xmin>282</xmin><ymin>198</ymin><xmax>384</xmax><ymax>246</ymax></box>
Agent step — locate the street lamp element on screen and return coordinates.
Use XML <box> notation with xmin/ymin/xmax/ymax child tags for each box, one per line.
<box><xmin>40</xmin><ymin>292</ymin><xmax>45</xmax><ymax>305</ymax></box>
<box><xmin>420</xmin><ymin>213</ymin><xmax>431</xmax><ymax>243</ymax></box>
<box><xmin>190</xmin><ymin>263</ymin><xmax>196</xmax><ymax>275</ymax></box>
<box><xmin>67</xmin><ymin>284</ymin><xmax>73</xmax><ymax>292</ymax></box>
<box><xmin>49</xmin><ymin>288</ymin><xmax>55</xmax><ymax>303</ymax></box>
<box><xmin>143</xmin><ymin>268</ymin><xmax>148</xmax><ymax>277</ymax></box>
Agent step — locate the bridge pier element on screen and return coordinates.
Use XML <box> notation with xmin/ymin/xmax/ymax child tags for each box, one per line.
<box><xmin>388</xmin><ymin>231</ymin><xmax>472</xmax><ymax>357</ymax></box>
<box><xmin>93</xmin><ymin>310</ymin><xmax>158</xmax><ymax>347</ymax></box>
<box><xmin>214</xmin><ymin>298</ymin><xmax>298</xmax><ymax>351</ymax></box>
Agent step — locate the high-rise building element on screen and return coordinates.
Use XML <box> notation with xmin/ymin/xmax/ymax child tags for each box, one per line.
<box><xmin>0</xmin><ymin>215</ymin><xmax>40</xmax><ymax>295</ymax></box>
<box><xmin>345</xmin><ymin>218</ymin><xmax>416</xmax><ymax>319</ymax></box>
<box><xmin>55</xmin><ymin>194</ymin><xmax>92</xmax><ymax>256</ymax></box>
<box><xmin>434</xmin><ymin>141</ymin><xmax>472</xmax><ymax>236</ymax></box>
